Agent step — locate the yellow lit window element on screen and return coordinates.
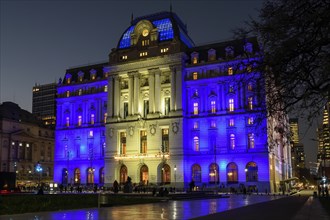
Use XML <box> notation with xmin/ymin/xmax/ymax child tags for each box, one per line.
<box><xmin>90</xmin><ymin>114</ymin><xmax>95</xmax><ymax>125</ymax></box>
<box><xmin>228</xmin><ymin>67</ymin><xmax>233</xmax><ymax>75</ymax></box>
<box><xmin>193</xmin><ymin>102</ymin><xmax>199</xmax><ymax>115</ymax></box>
<box><xmin>211</xmin><ymin>101</ymin><xmax>216</xmax><ymax>113</ymax></box>
<box><xmin>78</xmin><ymin>115</ymin><xmax>82</xmax><ymax>126</ymax></box>
<box><xmin>67</xmin><ymin>78</ymin><xmax>71</xmax><ymax>84</ymax></box>
<box><xmin>140</xmin><ymin>52</ymin><xmax>148</xmax><ymax>57</ymax></box>
<box><xmin>248</xmin><ymin>97</ymin><xmax>253</xmax><ymax>110</ymax></box>
<box><xmin>104</xmin><ymin>85</ymin><xmax>108</xmax><ymax>92</ymax></box>
<box><xmin>121</xmin><ymin>55</ymin><xmax>127</xmax><ymax>60</ymax></box>
<box><xmin>78</xmin><ymin>89</ymin><xmax>82</xmax><ymax>96</ymax></box>
<box><xmin>193</xmin><ymin>57</ymin><xmax>198</xmax><ymax>64</ymax></box>
<box><xmin>91</xmin><ymin>75</ymin><xmax>96</xmax><ymax>80</ymax></box>
<box><xmin>161</xmin><ymin>48</ymin><xmax>169</xmax><ymax>53</ymax></box>
<box><xmin>247</xmin><ymin>65</ymin><xmax>252</xmax><ymax>73</ymax></box>
<box><xmin>229</xmin><ymin>99</ymin><xmax>234</xmax><ymax>111</ymax></box>
<box><xmin>193</xmin><ymin>72</ymin><xmax>198</xmax><ymax>80</ymax></box>
<box><xmin>229</xmin><ymin>119</ymin><xmax>234</xmax><ymax>127</ymax></box>
<box><xmin>193</xmin><ymin>136</ymin><xmax>199</xmax><ymax>151</ymax></box>
<box><xmin>248</xmin><ymin>83</ymin><xmax>253</xmax><ymax>91</ymax></box>
<box><xmin>248</xmin><ymin>117</ymin><xmax>254</xmax><ymax>125</ymax></box>
<box><xmin>66</xmin><ymin>91</ymin><xmax>70</xmax><ymax>97</ymax></box>
<box><xmin>104</xmin><ymin>113</ymin><xmax>107</xmax><ymax>124</ymax></box>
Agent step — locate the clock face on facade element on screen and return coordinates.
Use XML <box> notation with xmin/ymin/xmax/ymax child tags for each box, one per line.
<box><xmin>142</xmin><ymin>29</ymin><xmax>149</xmax><ymax>37</ymax></box>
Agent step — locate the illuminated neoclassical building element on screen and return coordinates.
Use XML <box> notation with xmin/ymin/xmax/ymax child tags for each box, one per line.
<box><xmin>54</xmin><ymin>11</ymin><xmax>291</xmax><ymax>192</ymax></box>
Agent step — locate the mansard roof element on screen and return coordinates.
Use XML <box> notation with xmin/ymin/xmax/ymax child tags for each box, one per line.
<box><xmin>116</xmin><ymin>11</ymin><xmax>195</xmax><ymax>49</ymax></box>
<box><xmin>187</xmin><ymin>36</ymin><xmax>260</xmax><ymax>64</ymax></box>
<box><xmin>60</xmin><ymin>62</ymin><xmax>108</xmax><ymax>85</ymax></box>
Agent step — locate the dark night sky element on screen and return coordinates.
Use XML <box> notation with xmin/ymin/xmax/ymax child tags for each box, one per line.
<box><xmin>0</xmin><ymin>0</ymin><xmax>320</xmax><ymax>166</ymax></box>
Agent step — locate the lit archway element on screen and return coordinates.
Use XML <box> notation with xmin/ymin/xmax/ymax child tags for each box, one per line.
<box><xmin>226</xmin><ymin>162</ymin><xmax>238</xmax><ymax>183</ymax></box>
<box><xmin>120</xmin><ymin>165</ymin><xmax>128</xmax><ymax>184</ymax></box>
<box><xmin>246</xmin><ymin>162</ymin><xmax>258</xmax><ymax>182</ymax></box>
<box><xmin>140</xmin><ymin>165</ymin><xmax>149</xmax><ymax>185</ymax></box>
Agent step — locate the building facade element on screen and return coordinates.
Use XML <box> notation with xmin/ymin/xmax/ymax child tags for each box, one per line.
<box><xmin>54</xmin><ymin>11</ymin><xmax>292</xmax><ymax>192</ymax></box>
<box><xmin>0</xmin><ymin>102</ymin><xmax>54</xmax><ymax>186</ymax></box>
<box><xmin>54</xmin><ymin>63</ymin><xmax>108</xmax><ymax>186</ymax></box>
<box><xmin>318</xmin><ymin>100</ymin><xmax>330</xmax><ymax>178</ymax></box>
<box><xmin>32</xmin><ymin>82</ymin><xmax>57</xmax><ymax>128</ymax></box>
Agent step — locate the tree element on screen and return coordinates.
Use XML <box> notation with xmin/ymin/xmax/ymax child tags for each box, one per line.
<box><xmin>235</xmin><ymin>0</ymin><xmax>330</xmax><ymax>123</ymax></box>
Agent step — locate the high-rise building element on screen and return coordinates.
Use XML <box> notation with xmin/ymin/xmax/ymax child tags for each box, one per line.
<box><xmin>53</xmin><ymin>11</ymin><xmax>292</xmax><ymax>193</ymax></box>
<box><xmin>0</xmin><ymin>102</ymin><xmax>55</xmax><ymax>186</ymax></box>
<box><xmin>289</xmin><ymin>119</ymin><xmax>299</xmax><ymax>144</ymax></box>
<box><xmin>32</xmin><ymin>82</ymin><xmax>57</xmax><ymax>128</ymax></box>
<box><xmin>317</xmin><ymin>100</ymin><xmax>330</xmax><ymax>177</ymax></box>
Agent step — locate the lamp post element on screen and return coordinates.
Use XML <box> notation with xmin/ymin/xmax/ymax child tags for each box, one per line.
<box><xmin>35</xmin><ymin>162</ymin><xmax>43</xmax><ymax>186</ymax></box>
<box><xmin>174</xmin><ymin>165</ymin><xmax>177</xmax><ymax>191</ymax></box>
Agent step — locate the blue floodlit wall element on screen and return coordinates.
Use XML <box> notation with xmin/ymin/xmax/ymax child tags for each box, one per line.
<box><xmin>182</xmin><ymin>58</ymin><xmax>270</xmax><ymax>191</ymax></box>
<box><xmin>54</xmin><ymin>80</ymin><xmax>107</xmax><ymax>186</ymax></box>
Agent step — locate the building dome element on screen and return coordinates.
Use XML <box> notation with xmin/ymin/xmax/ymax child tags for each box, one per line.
<box><xmin>116</xmin><ymin>11</ymin><xmax>195</xmax><ymax>49</ymax></box>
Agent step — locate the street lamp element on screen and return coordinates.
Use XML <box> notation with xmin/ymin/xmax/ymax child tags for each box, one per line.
<box><xmin>174</xmin><ymin>165</ymin><xmax>177</xmax><ymax>191</ymax></box>
<box><xmin>35</xmin><ymin>162</ymin><xmax>43</xmax><ymax>185</ymax></box>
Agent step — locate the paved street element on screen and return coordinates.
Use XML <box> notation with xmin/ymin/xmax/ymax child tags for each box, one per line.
<box><xmin>0</xmin><ymin>190</ymin><xmax>328</xmax><ymax>220</ymax></box>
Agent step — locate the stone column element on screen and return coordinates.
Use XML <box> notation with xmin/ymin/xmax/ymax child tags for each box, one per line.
<box><xmin>114</xmin><ymin>75</ymin><xmax>120</xmax><ymax>117</ymax></box>
<box><xmin>154</xmin><ymin>69</ymin><xmax>161</xmax><ymax>113</ymax></box>
<box><xmin>175</xmin><ymin>66</ymin><xmax>182</xmax><ymax>111</ymax></box>
<box><xmin>148</xmin><ymin>70</ymin><xmax>155</xmax><ymax>113</ymax></box>
<box><xmin>107</xmin><ymin>76</ymin><xmax>114</xmax><ymax>117</ymax></box>
<box><xmin>128</xmin><ymin>73</ymin><xmax>134</xmax><ymax>115</ymax></box>
<box><xmin>133</xmin><ymin>71</ymin><xmax>140</xmax><ymax>115</ymax></box>
<box><xmin>170</xmin><ymin>66</ymin><xmax>176</xmax><ymax>111</ymax></box>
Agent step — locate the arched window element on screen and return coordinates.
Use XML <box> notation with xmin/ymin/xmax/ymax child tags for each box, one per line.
<box><xmin>74</xmin><ymin>168</ymin><xmax>81</xmax><ymax>185</ymax></box>
<box><xmin>62</xmin><ymin>168</ymin><xmax>68</xmax><ymax>185</ymax></box>
<box><xmin>246</xmin><ymin>162</ymin><xmax>258</xmax><ymax>182</ymax></box>
<box><xmin>120</xmin><ymin>165</ymin><xmax>128</xmax><ymax>184</ymax></box>
<box><xmin>209</xmin><ymin>163</ymin><xmax>219</xmax><ymax>184</ymax></box>
<box><xmin>230</xmin><ymin>134</ymin><xmax>235</xmax><ymax>150</ymax></box>
<box><xmin>192</xmin><ymin>164</ymin><xmax>201</xmax><ymax>183</ymax></box>
<box><xmin>87</xmin><ymin>167</ymin><xmax>95</xmax><ymax>185</ymax></box>
<box><xmin>193</xmin><ymin>136</ymin><xmax>199</xmax><ymax>151</ymax></box>
<box><xmin>162</xmin><ymin>164</ymin><xmax>171</xmax><ymax>184</ymax></box>
<box><xmin>99</xmin><ymin>167</ymin><xmax>104</xmax><ymax>184</ymax></box>
<box><xmin>226</xmin><ymin>162</ymin><xmax>238</xmax><ymax>183</ymax></box>
<box><xmin>140</xmin><ymin>165</ymin><xmax>149</xmax><ymax>185</ymax></box>
<box><xmin>229</xmin><ymin>99</ymin><xmax>234</xmax><ymax>111</ymax></box>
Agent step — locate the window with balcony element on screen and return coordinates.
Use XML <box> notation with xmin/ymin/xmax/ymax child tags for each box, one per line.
<box><xmin>140</xmin><ymin>130</ymin><xmax>147</xmax><ymax>154</ymax></box>
<box><xmin>78</xmin><ymin>115</ymin><xmax>82</xmax><ymax>126</ymax></box>
<box><xmin>229</xmin><ymin>99</ymin><xmax>234</xmax><ymax>112</ymax></box>
<box><xmin>193</xmin><ymin>72</ymin><xmax>198</xmax><ymax>80</ymax></box>
<box><xmin>211</xmin><ymin>101</ymin><xmax>216</xmax><ymax>113</ymax></box>
<box><xmin>193</xmin><ymin>136</ymin><xmax>199</xmax><ymax>151</ymax></box>
<box><xmin>162</xmin><ymin>129</ymin><xmax>169</xmax><ymax>153</ymax></box>
<box><xmin>120</xmin><ymin>132</ymin><xmax>126</xmax><ymax>154</ymax></box>
<box><xmin>193</xmin><ymin>102</ymin><xmax>199</xmax><ymax>115</ymax></box>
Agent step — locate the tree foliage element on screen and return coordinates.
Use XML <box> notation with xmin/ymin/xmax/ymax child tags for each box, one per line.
<box><xmin>236</xmin><ymin>0</ymin><xmax>330</xmax><ymax>122</ymax></box>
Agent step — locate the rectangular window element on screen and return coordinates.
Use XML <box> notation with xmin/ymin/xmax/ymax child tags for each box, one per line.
<box><xmin>144</xmin><ymin>100</ymin><xmax>149</xmax><ymax>117</ymax></box>
<box><xmin>90</xmin><ymin>114</ymin><xmax>95</xmax><ymax>125</ymax></box>
<box><xmin>162</xmin><ymin>129</ymin><xmax>169</xmax><ymax>153</ymax></box>
<box><xmin>210</xmin><ymin>120</ymin><xmax>216</xmax><ymax>128</ymax></box>
<box><xmin>193</xmin><ymin>102</ymin><xmax>199</xmax><ymax>115</ymax></box>
<box><xmin>78</xmin><ymin>89</ymin><xmax>82</xmax><ymax>95</ymax></box>
<box><xmin>211</xmin><ymin>101</ymin><xmax>216</xmax><ymax>113</ymax></box>
<box><xmin>248</xmin><ymin>117</ymin><xmax>254</xmax><ymax>125</ymax></box>
<box><xmin>124</xmin><ymin>102</ymin><xmax>128</xmax><ymax>119</ymax></box>
<box><xmin>248</xmin><ymin>97</ymin><xmax>253</xmax><ymax>110</ymax></box>
<box><xmin>104</xmin><ymin>113</ymin><xmax>107</xmax><ymax>124</ymax></box>
<box><xmin>193</xmin><ymin>121</ymin><xmax>199</xmax><ymax>130</ymax></box>
<box><xmin>104</xmin><ymin>85</ymin><xmax>108</xmax><ymax>92</ymax></box>
<box><xmin>161</xmin><ymin>48</ymin><xmax>169</xmax><ymax>53</ymax></box>
<box><xmin>229</xmin><ymin>99</ymin><xmax>234</xmax><ymax>112</ymax></box>
<box><xmin>164</xmin><ymin>98</ymin><xmax>170</xmax><ymax>115</ymax></box>
<box><xmin>140</xmin><ymin>130</ymin><xmax>147</xmax><ymax>154</ymax></box>
<box><xmin>248</xmin><ymin>133</ymin><xmax>255</xmax><ymax>149</ymax></box>
<box><xmin>66</xmin><ymin>117</ymin><xmax>70</xmax><ymax>127</ymax></box>
<box><xmin>89</xmin><ymin>130</ymin><xmax>93</xmax><ymax>137</ymax></box>
<box><xmin>193</xmin><ymin>72</ymin><xmax>198</xmax><ymax>80</ymax></box>
<box><xmin>248</xmin><ymin>83</ymin><xmax>253</xmax><ymax>91</ymax></box>
<box><xmin>192</xmin><ymin>57</ymin><xmax>198</xmax><ymax>64</ymax></box>
<box><xmin>230</xmin><ymin>134</ymin><xmax>235</xmax><ymax>150</ymax></box>
<box><xmin>229</xmin><ymin>119</ymin><xmax>235</xmax><ymax>127</ymax></box>
<box><xmin>193</xmin><ymin>136</ymin><xmax>199</xmax><ymax>151</ymax></box>
<box><xmin>120</xmin><ymin>132</ymin><xmax>127</xmax><ymax>154</ymax></box>
<box><xmin>228</xmin><ymin>67</ymin><xmax>233</xmax><ymax>75</ymax></box>
<box><xmin>139</xmin><ymin>52</ymin><xmax>148</xmax><ymax>57</ymax></box>
<box><xmin>78</xmin><ymin>115</ymin><xmax>82</xmax><ymax>126</ymax></box>
<box><xmin>66</xmin><ymin>91</ymin><xmax>70</xmax><ymax>97</ymax></box>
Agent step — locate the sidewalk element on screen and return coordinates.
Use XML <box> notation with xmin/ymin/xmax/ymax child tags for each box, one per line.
<box><xmin>191</xmin><ymin>195</ymin><xmax>330</xmax><ymax>220</ymax></box>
